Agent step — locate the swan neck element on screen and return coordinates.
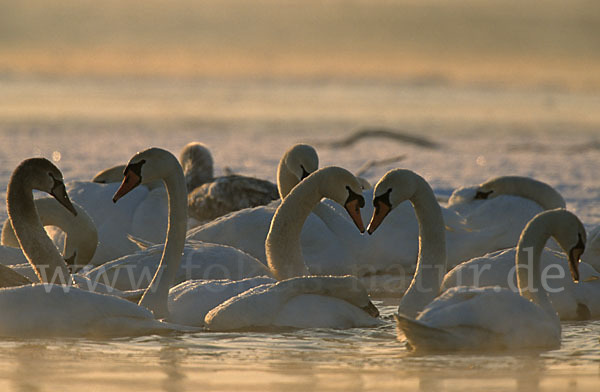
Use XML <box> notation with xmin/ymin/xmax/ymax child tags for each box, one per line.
<box><xmin>140</xmin><ymin>164</ymin><xmax>188</xmax><ymax>315</ymax></box>
<box><xmin>500</xmin><ymin>180</ymin><xmax>565</xmax><ymax>210</ymax></box>
<box><xmin>398</xmin><ymin>177</ymin><xmax>447</xmax><ymax>317</ymax></box>
<box><xmin>267</xmin><ymin>173</ymin><xmax>321</xmax><ymax>279</ymax></box>
<box><xmin>516</xmin><ymin>218</ymin><xmax>555</xmax><ymax>314</ymax></box>
<box><xmin>7</xmin><ymin>177</ymin><xmax>72</xmax><ymax>285</ymax></box>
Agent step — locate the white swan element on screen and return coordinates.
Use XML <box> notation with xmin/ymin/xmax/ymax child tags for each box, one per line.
<box><xmin>0</xmin><ymin>158</ymin><xmax>188</xmax><ymax>337</ymax></box>
<box><xmin>201</xmin><ymin>166</ymin><xmax>380</xmax><ymax>330</ymax></box>
<box><xmin>102</xmin><ymin>147</ymin><xmax>271</xmax><ymax>318</ymax></box>
<box><xmin>367</xmin><ymin>169</ymin><xmax>585</xmax><ymax>351</ymax></box>
<box><xmin>2</xmin><ymin>197</ymin><xmax>98</xmax><ymax>268</ymax></box>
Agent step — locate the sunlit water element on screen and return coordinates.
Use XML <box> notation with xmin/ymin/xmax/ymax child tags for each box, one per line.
<box><xmin>1</xmin><ymin>77</ymin><xmax>600</xmax><ymax>391</ymax></box>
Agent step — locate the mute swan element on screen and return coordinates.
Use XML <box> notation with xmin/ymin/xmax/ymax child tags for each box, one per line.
<box><xmin>367</xmin><ymin>169</ymin><xmax>585</xmax><ymax>351</ymax></box>
<box><xmin>106</xmin><ymin>147</ymin><xmax>271</xmax><ymax>318</ymax></box>
<box><xmin>201</xmin><ymin>167</ymin><xmax>380</xmax><ymax>330</ymax></box>
<box><xmin>1</xmin><ymin>158</ymin><xmax>187</xmax><ymax>337</ymax></box>
<box><xmin>2</xmin><ymin>197</ymin><xmax>98</xmax><ymax>268</ymax></box>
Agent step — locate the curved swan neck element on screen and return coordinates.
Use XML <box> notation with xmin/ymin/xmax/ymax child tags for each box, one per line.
<box><xmin>399</xmin><ymin>175</ymin><xmax>447</xmax><ymax>318</ymax></box>
<box><xmin>267</xmin><ymin>172</ymin><xmax>326</xmax><ymax>280</ymax></box>
<box><xmin>138</xmin><ymin>159</ymin><xmax>188</xmax><ymax>318</ymax></box>
<box><xmin>484</xmin><ymin>177</ymin><xmax>565</xmax><ymax>210</ymax></box>
<box><xmin>516</xmin><ymin>215</ymin><xmax>555</xmax><ymax>315</ymax></box>
<box><xmin>7</xmin><ymin>173</ymin><xmax>72</xmax><ymax>285</ymax></box>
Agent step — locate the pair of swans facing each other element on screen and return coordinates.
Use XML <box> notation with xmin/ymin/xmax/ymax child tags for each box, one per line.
<box><xmin>0</xmin><ymin>158</ymin><xmax>192</xmax><ymax>338</ymax></box>
<box><xmin>367</xmin><ymin>169</ymin><xmax>588</xmax><ymax>352</ymax></box>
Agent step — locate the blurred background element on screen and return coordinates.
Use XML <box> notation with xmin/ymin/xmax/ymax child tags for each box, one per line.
<box><xmin>0</xmin><ymin>0</ymin><xmax>599</xmax><ymax>134</ymax></box>
<box><xmin>2</xmin><ymin>0</ymin><xmax>599</xmax><ymax>87</ymax></box>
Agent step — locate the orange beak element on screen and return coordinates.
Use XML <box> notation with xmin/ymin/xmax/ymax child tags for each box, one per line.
<box><xmin>367</xmin><ymin>200</ymin><xmax>391</xmax><ymax>235</ymax></box>
<box><xmin>113</xmin><ymin>171</ymin><xmax>141</xmax><ymax>203</ymax></box>
<box><xmin>345</xmin><ymin>199</ymin><xmax>365</xmax><ymax>233</ymax></box>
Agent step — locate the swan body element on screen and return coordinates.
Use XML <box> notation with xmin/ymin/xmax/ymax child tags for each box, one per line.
<box><xmin>0</xmin><ymin>284</ymin><xmax>189</xmax><ymax>338</ymax></box>
<box><xmin>205</xmin><ymin>276</ymin><xmax>381</xmax><ymax>331</ymax></box>
<box><xmin>182</xmin><ymin>141</ymin><xmax>280</xmax><ymax>223</ymax></box>
<box><xmin>84</xmin><ymin>241</ymin><xmax>271</xmax><ymax>291</ymax></box>
<box><xmin>2</xmin><ymin>158</ymin><xmax>185</xmax><ymax>337</ymax></box>
<box><xmin>168</xmin><ymin>276</ymin><xmax>276</xmax><ymax>326</ymax></box>
<box><xmin>188</xmin><ymin>174</ymin><xmax>279</xmax><ymax>223</ymax></box>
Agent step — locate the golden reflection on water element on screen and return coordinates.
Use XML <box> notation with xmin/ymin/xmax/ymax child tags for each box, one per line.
<box><xmin>1</xmin><ymin>302</ymin><xmax>599</xmax><ymax>392</ymax></box>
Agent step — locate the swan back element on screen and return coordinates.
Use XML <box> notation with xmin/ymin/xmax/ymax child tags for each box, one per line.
<box><xmin>277</xmin><ymin>144</ymin><xmax>319</xmax><ymax>198</ymax></box>
<box><xmin>92</xmin><ymin>165</ymin><xmax>126</xmax><ymax>183</ymax></box>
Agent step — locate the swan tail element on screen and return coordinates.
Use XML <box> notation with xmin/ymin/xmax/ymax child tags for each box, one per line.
<box><xmin>395</xmin><ymin>314</ymin><xmax>507</xmax><ymax>352</ymax></box>
<box><xmin>394</xmin><ymin>314</ymin><xmax>465</xmax><ymax>352</ymax></box>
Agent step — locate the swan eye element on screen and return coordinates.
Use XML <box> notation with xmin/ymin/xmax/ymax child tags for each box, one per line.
<box><xmin>345</xmin><ymin>186</ymin><xmax>365</xmax><ymax>207</ymax></box>
<box><xmin>373</xmin><ymin>188</ymin><xmax>392</xmax><ymax>208</ymax></box>
<box><xmin>124</xmin><ymin>159</ymin><xmax>146</xmax><ymax>178</ymax></box>
<box><xmin>474</xmin><ymin>190</ymin><xmax>494</xmax><ymax>200</ymax></box>
<box><xmin>300</xmin><ymin>165</ymin><xmax>310</xmax><ymax>180</ymax></box>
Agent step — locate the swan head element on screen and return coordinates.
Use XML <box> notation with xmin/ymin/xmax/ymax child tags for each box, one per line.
<box><xmin>367</xmin><ymin>169</ymin><xmax>420</xmax><ymax>234</ymax></box>
<box><xmin>285</xmin><ymin>144</ymin><xmax>319</xmax><ymax>181</ymax></box>
<box><xmin>113</xmin><ymin>148</ymin><xmax>181</xmax><ymax>202</ymax></box>
<box><xmin>179</xmin><ymin>142</ymin><xmax>214</xmax><ymax>190</ymax></box>
<box><xmin>314</xmin><ymin>166</ymin><xmax>366</xmax><ymax>233</ymax></box>
<box><xmin>11</xmin><ymin>158</ymin><xmax>77</xmax><ymax>216</ymax></box>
